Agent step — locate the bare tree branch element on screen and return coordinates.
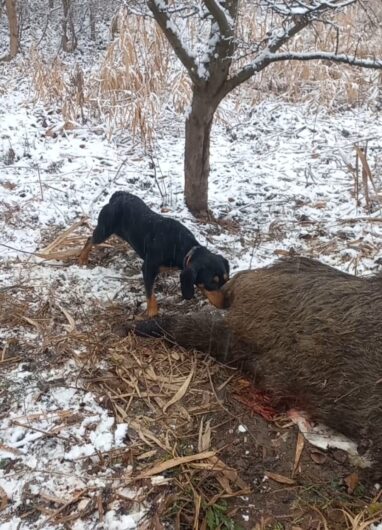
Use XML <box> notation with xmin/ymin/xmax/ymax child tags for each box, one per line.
<box><xmin>147</xmin><ymin>0</ymin><xmax>201</xmax><ymax>85</ymax></box>
<box><xmin>267</xmin><ymin>51</ymin><xmax>382</xmax><ymax>69</ymax></box>
<box><xmin>225</xmin><ymin>47</ymin><xmax>382</xmax><ymax>97</ymax></box>
<box><xmin>269</xmin><ymin>0</ymin><xmax>357</xmax><ymax>16</ymax></box>
<box><xmin>265</xmin><ymin>0</ymin><xmax>358</xmax><ymax>55</ymax></box>
<box><xmin>203</xmin><ymin>0</ymin><xmax>233</xmax><ymax>36</ymax></box>
<box><xmin>268</xmin><ymin>18</ymin><xmax>310</xmax><ymax>54</ymax></box>
<box><xmin>223</xmin><ymin>16</ymin><xmax>310</xmax><ymax>93</ymax></box>
<box><xmin>222</xmin><ymin>0</ymin><xmax>367</xmax><ymax>95</ymax></box>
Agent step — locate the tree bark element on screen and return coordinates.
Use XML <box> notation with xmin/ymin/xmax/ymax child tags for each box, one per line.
<box><xmin>151</xmin><ymin>0</ymin><xmax>382</xmax><ymax>216</ymax></box>
<box><xmin>62</xmin><ymin>0</ymin><xmax>77</xmax><ymax>52</ymax></box>
<box><xmin>0</xmin><ymin>0</ymin><xmax>19</xmax><ymax>61</ymax></box>
<box><xmin>89</xmin><ymin>0</ymin><xmax>96</xmax><ymax>41</ymax></box>
<box><xmin>184</xmin><ymin>89</ymin><xmax>220</xmax><ymax>215</ymax></box>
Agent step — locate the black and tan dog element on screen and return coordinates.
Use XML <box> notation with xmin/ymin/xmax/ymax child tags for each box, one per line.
<box><xmin>131</xmin><ymin>257</ymin><xmax>382</xmax><ymax>478</ymax></box>
<box><xmin>79</xmin><ymin>191</ymin><xmax>229</xmax><ymax>316</ymax></box>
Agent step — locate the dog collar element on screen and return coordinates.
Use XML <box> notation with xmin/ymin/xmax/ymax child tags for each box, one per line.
<box><xmin>184</xmin><ymin>245</ymin><xmax>200</xmax><ymax>268</ymax></box>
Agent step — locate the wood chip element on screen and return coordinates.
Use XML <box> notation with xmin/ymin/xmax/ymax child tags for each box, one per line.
<box><xmin>136</xmin><ymin>449</ymin><xmax>157</xmax><ymax>461</ymax></box>
<box><xmin>39</xmin><ymin>493</ymin><xmax>67</xmax><ymax>505</ymax></box>
<box><xmin>344</xmin><ymin>472</ymin><xmax>359</xmax><ymax>494</ymax></box>
<box><xmin>97</xmin><ymin>494</ymin><xmax>104</xmax><ymax>523</ymax></box>
<box><xmin>198</xmin><ymin>418</ymin><xmax>211</xmax><ymax>452</ymax></box>
<box><xmin>310</xmin><ymin>450</ymin><xmax>327</xmax><ymax>465</ymax></box>
<box><xmin>0</xmin><ymin>443</ymin><xmax>22</xmax><ymax>456</ymax></box>
<box><xmin>292</xmin><ymin>432</ymin><xmax>305</xmax><ymax>476</ymax></box>
<box><xmin>163</xmin><ymin>363</ymin><xmax>195</xmax><ymax>413</ymax></box>
<box><xmin>55</xmin><ymin>302</ymin><xmax>76</xmax><ymax>332</ymax></box>
<box><xmin>0</xmin><ymin>486</ymin><xmax>8</xmax><ymax>511</ymax></box>
<box><xmin>193</xmin><ymin>491</ymin><xmax>202</xmax><ymax>529</ymax></box>
<box><xmin>265</xmin><ymin>471</ymin><xmax>296</xmax><ymax>485</ymax></box>
<box><xmin>21</xmin><ymin>316</ymin><xmax>43</xmax><ymax>334</ymax></box>
<box><xmin>137</xmin><ymin>450</ymin><xmax>216</xmax><ymax>479</ymax></box>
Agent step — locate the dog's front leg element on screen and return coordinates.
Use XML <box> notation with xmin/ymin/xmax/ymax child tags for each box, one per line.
<box><xmin>142</xmin><ymin>260</ymin><xmax>160</xmax><ymax>317</ymax></box>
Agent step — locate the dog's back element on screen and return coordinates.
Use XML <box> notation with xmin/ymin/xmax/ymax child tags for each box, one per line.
<box><xmin>94</xmin><ymin>191</ymin><xmax>197</xmax><ymax>265</ymax></box>
<box><xmin>91</xmin><ymin>192</ymin><xmax>146</xmax><ymax>243</ymax></box>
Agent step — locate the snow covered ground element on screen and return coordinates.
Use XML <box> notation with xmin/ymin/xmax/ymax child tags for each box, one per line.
<box><xmin>1</xmin><ymin>360</ymin><xmax>145</xmax><ymax>530</ymax></box>
<box><xmin>2</xmin><ymin>86</ymin><xmax>382</xmax><ymax>274</ymax></box>
<box><xmin>1</xmin><ymin>67</ymin><xmax>382</xmax><ymax>528</ymax></box>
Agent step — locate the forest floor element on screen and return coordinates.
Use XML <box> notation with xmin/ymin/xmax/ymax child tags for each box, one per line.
<box><xmin>1</xmin><ymin>45</ymin><xmax>382</xmax><ymax>529</ymax></box>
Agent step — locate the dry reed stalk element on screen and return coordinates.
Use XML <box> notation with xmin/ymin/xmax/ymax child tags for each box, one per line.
<box><xmin>235</xmin><ymin>1</ymin><xmax>382</xmax><ymax>109</ymax></box>
<box><xmin>79</xmin><ymin>324</ymin><xmax>252</xmax><ymax>526</ymax></box>
<box><xmin>96</xmin><ymin>11</ymin><xmax>173</xmax><ymax>144</ymax></box>
<box><xmin>341</xmin><ymin>506</ymin><xmax>382</xmax><ymax>530</ymax></box>
<box><xmin>355</xmin><ymin>144</ymin><xmax>381</xmax><ymax>210</ymax></box>
<box><xmin>24</xmin><ymin>2</ymin><xmax>382</xmax><ymax>143</ymax></box>
<box><xmin>35</xmin><ymin>220</ymin><xmax>132</xmax><ymax>265</ymax></box>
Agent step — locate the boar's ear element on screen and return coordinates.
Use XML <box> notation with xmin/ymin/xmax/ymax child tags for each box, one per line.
<box><xmin>180</xmin><ymin>266</ymin><xmax>196</xmax><ymax>300</ymax></box>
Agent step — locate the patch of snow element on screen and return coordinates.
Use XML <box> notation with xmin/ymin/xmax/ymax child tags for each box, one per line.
<box><xmin>103</xmin><ymin>509</ymin><xmax>141</xmax><ymax>530</ymax></box>
<box><xmin>0</xmin><ymin>363</ymin><xmax>145</xmax><ymax>528</ymax></box>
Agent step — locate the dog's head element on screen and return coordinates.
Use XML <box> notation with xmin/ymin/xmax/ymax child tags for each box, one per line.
<box><xmin>204</xmin><ymin>270</ymin><xmax>246</xmax><ymax>309</ymax></box>
<box><xmin>180</xmin><ymin>246</ymin><xmax>229</xmax><ymax>300</ymax></box>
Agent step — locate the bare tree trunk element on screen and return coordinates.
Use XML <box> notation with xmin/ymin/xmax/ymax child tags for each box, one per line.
<box><xmin>0</xmin><ymin>0</ymin><xmax>19</xmax><ymax>61</ymax></box>
<box><xmin>89</xmin><ymin>0</ymin><xmax>96</xmax><ymax>41</ymax></box>
<box><xmin>150</xmin><ymin>0</ymin><xmax>382</xmax><ymax>215</ymax></box>
<box><xmin>184</xmin><ymin>89</ymin><xmax>220</xmax><ymax>216</ymax></box>
<box><xmin>62</xmin><ymin>0</ymin><xmax>77</xmax><ymax>52</ymax></box>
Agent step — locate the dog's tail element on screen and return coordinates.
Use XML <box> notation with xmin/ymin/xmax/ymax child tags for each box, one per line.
<box><xmin>109</xmin><ymin>191</ymin><xmax>127</xmax><ymax>204</ymax></box>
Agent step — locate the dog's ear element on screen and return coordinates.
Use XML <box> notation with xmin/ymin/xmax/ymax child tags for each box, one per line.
<box><xmin>205</xmin><ymin>289</ymin><xmax>226</xmax><ymax>308</ymax></box>
<box><xmin>180</xmin><ymin>266</ymin><xmax>196</xmax><ymax>299</ymax></box>
<box><xmin>222</xmin><ymin>257</ymin><xmax>230</xmax><ymax>278</ymax></box>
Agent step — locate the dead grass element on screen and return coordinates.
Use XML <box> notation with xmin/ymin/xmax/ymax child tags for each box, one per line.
<box><xmin>81</xmin><ymin>329</ymin><xmax>251</xmax><ymax>528</ymax></box>
<box><xmin>24</xmin><ymin>2</ymin><xmax>382</xmax><ymax>146</ymax></box>
<box><xmin>29</xmin><ymin>47</ymin><xmax>86</xmax><ymax>127</ymax></box>
<box><xmin>0</xmin><ymin>282</ymin><xmax>251</xmax><ymax>528</ymax></box>
<box><xmin>95</xmin><ymin>11</ymin><xmax>180</xmax><ymax>144</ymax></box>
<box><xmin>2</xmin><ymin>265</ymin><xmax>382</xmax><ymax>528</ymax></box>
<box><xmin>235</xmin><ymin>1</ymin><xmax>382</xmax><ymax>109</ymax></box>
<box><xmin>35</xmin><ymin>219</ymin><xmax>132</xmax><ymax>267</ymax></box>
<box><xmin>28</xmin><ymin>10</ymin><xmax>190</xmax><ymax>145</ymax></box>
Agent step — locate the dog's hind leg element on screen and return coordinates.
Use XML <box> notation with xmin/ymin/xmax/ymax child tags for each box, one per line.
<box><xmin>79</xmin><ymin>204</ymin><xmax>115</xmax><ymax>266</ymax></box>
<box><xmin>142</xmin><ymin>260</ymin><xmax>160</xmax><ymax>317</ymax></box>
<box><xmin>79</xmin><ymin>236</ymin><xmax>93</xmax><ymax>265</ymax></box>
